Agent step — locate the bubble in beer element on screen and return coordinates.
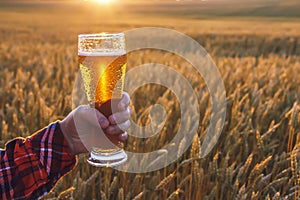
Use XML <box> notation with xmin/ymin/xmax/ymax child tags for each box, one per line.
<box><xmin>78</xmin><ymin>52</ymin><xmax>127</xmax><ymax>113</ymax></box>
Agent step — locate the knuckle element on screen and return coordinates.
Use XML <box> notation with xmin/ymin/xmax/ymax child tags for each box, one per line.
<box><xmin>126</xmin><ymin>108</ymin><xmax>131</xmax><ymax>115</ymax></box>
<box><xmin>123</xmin><ymin>92</ymin><xmax>130</xmax><ymax>101</ymax></box>
<box><xmin>123</xmin><ymin>121</ymin><xmax>131</xmax><ymax>130</ymax></box>
<box><xmin>106</xmin><ymin>127</ymin><xmax>114</xmax><ymax>134</ymax></box>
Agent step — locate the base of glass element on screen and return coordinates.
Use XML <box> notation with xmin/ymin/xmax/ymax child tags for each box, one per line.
<box><xmin>87</xmin><ymin>149</ymin><xmax>127</xmax><ymax>167</ymax></box>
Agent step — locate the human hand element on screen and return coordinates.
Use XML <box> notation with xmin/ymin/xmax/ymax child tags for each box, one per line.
<box><xmin>59</xmin><ymin>92</ymin><xmax>131</xmax><ymax>155</ymax></box>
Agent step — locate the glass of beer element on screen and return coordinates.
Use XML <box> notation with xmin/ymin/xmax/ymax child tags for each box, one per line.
<box><xmin>78</xmin><ymin>33</ymin><xmax>127</xmax><ymax>167</ymax></box>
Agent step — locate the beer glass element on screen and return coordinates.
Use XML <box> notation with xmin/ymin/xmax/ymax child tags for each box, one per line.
<box><xmin>78</xmin><ymin>33</ymin><xmax>127</xmax><ymax>167</ymax></box>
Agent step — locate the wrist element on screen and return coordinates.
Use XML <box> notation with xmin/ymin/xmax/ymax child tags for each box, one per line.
<box><xmin>58</xmin><ymin>119</ymin><xmax>88</xmax><ymax>155</ymax></box>
<box><xmin>58</xmin><ymin>119</ymin><xmax>76</xmax><ymax>155</ymax></box>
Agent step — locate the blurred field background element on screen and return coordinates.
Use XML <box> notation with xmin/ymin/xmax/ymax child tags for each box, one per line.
<box><xmin>0</xmin><ymin>0</ymin><xmax>300</xmax><ymax>199</ymax></box>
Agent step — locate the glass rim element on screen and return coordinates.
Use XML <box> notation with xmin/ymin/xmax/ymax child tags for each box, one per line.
<box><xmin>78</xmin><ymin>32</ymin><xmax>124</xmax><ymax>39</ymax></box>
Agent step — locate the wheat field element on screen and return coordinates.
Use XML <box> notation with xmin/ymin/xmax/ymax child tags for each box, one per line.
<box><xmin>0</xmin><ymin>1</ymin><xmax>300</xmax><ymax>200</ymax></box>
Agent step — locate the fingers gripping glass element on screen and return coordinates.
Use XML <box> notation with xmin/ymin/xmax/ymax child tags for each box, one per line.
<box><xmin>78</xmin><ymin>33</ymin><xmax>127</xmax><ymax>167</ymax></box>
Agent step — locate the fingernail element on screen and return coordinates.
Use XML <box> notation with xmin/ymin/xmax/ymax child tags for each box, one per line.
<box><xmin>100</xmin><ymin>119</ymin><xmax>108</xmax><ymax>127</ymax></box>
<box><xmin>120</xmin><ymin>132</ymin><xmax>128</xmax><ymax>140</ymax></box>
<box><xmin>109</xmin><ymin>116</ymin><xmax>115</xmax><ymax>123</ymax></box>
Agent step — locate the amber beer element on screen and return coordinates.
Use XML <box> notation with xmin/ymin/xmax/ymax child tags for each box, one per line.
<box><xmin>79</xmin><ymin>52</ymin><xmax>127</xmax><ymax>117</ymax></box>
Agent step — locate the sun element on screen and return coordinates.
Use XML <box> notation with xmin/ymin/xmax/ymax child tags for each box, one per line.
<box><xmin>95</xmin><ymin>0</ymin><xmax>112</xmax><ymax>4</ymax></box>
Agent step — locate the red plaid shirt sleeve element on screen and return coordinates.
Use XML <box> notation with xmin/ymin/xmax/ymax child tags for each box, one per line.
<box><xmin>0</xmin><ymin>121</ymin><xmax>77</xmax><ymax>200</ymax></box>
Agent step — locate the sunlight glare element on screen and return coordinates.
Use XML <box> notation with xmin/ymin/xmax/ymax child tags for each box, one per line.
<box><xmin>95</xmin><ymin>0</ymin><xmax>112</xmax><ymax>4</ymax></box>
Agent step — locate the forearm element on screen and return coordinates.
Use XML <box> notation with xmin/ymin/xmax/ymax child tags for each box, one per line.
<box><xmin>0</xmin><ymin>122</ymin><xmax>77</xmax><ymax>200</ymax></box>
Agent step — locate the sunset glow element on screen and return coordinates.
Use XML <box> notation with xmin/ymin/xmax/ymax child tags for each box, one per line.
<box><xmin>95</xmin><ymin>0</ymin><xmax>112</xmax><ymax>4</ymax></box>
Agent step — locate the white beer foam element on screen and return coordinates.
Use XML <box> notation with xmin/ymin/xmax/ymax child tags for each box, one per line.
<box><xmin>78</xmin><ymin>50</ymin><xmax>126</xmax><ymax>56</ymax></box>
